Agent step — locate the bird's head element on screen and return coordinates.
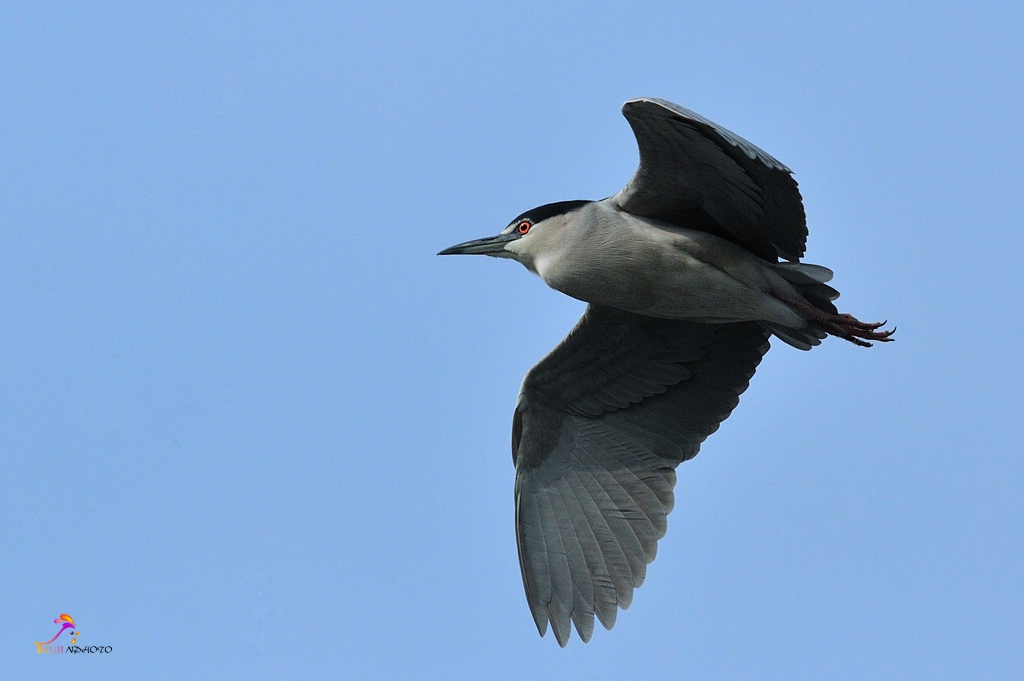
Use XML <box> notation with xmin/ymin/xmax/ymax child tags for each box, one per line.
<box><xmin>438</xmin><ymin>200</ymin><xmax>592</xmax><ymax>273</ymax></box>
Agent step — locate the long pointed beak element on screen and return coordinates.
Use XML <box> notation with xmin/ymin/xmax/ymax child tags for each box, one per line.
<box><xmin>438</xmin><ymin>233</ymin><xmax>516</xmax><ymax>256</ymax></box>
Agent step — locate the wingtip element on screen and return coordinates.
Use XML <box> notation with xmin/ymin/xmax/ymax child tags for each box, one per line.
<box><xmin>530</xmin><ymin>603</ymin><xmax>549</xmax><ymax>638</ymax></box>
<box><xmin>552</xmin><ymin>620</ymin><xmax>571</xmax><ymax>647</ymax></box>
<box><xmin>572</xmin><ymin>611</ymin><xmax>596</xmax><ymax>644</ymax></box>
<box><xmin>620</xmin><ymin>97</ymin><xmax>658</xmax><ymax>116</ymax></box>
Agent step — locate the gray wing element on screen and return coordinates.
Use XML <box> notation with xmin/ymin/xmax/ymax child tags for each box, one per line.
<box><xmin>611</xmin><ymin>97</ymin><xmax>807</xmax><ymax>262</ymax></box>
<box><xmin>512</xmin><ymin>306</ymin><xmax>770</xmax><ymax>646</ymax></box>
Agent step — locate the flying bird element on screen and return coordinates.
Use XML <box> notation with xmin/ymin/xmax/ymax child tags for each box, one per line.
<box><xmin>439</xmin><ymin>98</ymin><xmax>892</xmax><ymax>646</ymax></box>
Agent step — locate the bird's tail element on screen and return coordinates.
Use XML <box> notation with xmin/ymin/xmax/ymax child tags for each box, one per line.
<box><xmin>761</xmin><ymin>263</ymin><xmax>835</xmax><ymax>349</ymax></box>
<box><xmin>764</xmin><ymin>262</ymin><xmax>894</xmax><ymax>350</ymax></box>
<box><xmin>757</xmin><ymin>261</ymin><xmax>851</xmax><ymax>350</ymax></box>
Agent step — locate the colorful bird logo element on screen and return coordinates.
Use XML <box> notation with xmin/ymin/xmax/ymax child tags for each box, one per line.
<box><xmin>36</xmin><ymin>614</ymin><xmax>79</xmax><ymax>646</ymax></box>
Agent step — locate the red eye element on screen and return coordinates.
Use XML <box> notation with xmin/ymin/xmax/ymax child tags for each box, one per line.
<box><xmin>517</xmin><ymin>221</ymin><xmax>531</xmax><ymax>235</ymax></box>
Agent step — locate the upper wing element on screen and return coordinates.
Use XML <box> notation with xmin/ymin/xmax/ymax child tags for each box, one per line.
<box><xmin>512</xmin><ymin>306</ymin><xmax>770</xmax><ymax>646</ymax></box>
<box><xmin>611</xmin><ymin>98</ymin><xmax>807</xmax><ymax>262</ymax></box>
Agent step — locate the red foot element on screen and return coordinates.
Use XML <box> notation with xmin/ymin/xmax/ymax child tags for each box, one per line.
<box><xmin>790</xmin><ymin>300</ymin><xmax>895</xmax><ymax>348</ymax></box>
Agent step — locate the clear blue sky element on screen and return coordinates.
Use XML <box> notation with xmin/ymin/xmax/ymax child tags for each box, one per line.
<box><xmin>2</xmin><ymin>2</ymin><xmax>1021</xmax><ymax>678</ymax></box>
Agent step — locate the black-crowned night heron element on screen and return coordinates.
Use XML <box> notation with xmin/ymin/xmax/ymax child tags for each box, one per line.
<box><xmin>439</xmin><ymin>98</ymin><xmax>893</xmax><ymax>647</ymax></box>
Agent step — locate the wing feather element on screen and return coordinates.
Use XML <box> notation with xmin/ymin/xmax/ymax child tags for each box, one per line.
<box><xmin>546</xmin><ymin>484</ymin><xmax>596</xmax><ymax>643</ymax></box>
<box><xmin>561</xmin><ymin>469</ymin><xmax>617</xmax><ymax>633</ymax></box>
<box><xmin>536</xmin><ymin>488</ymin><xmax>574</xmax><ymax>646</ymax></box>
<box><xmin>564</xmin><ymin>466</ymin><xmax>632</xmax><ymax>624</ymax></box>
<box><xmin>515</xmin><ymin>482</ymin><xmax>552</xmax><ymax>635</ymax></box>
